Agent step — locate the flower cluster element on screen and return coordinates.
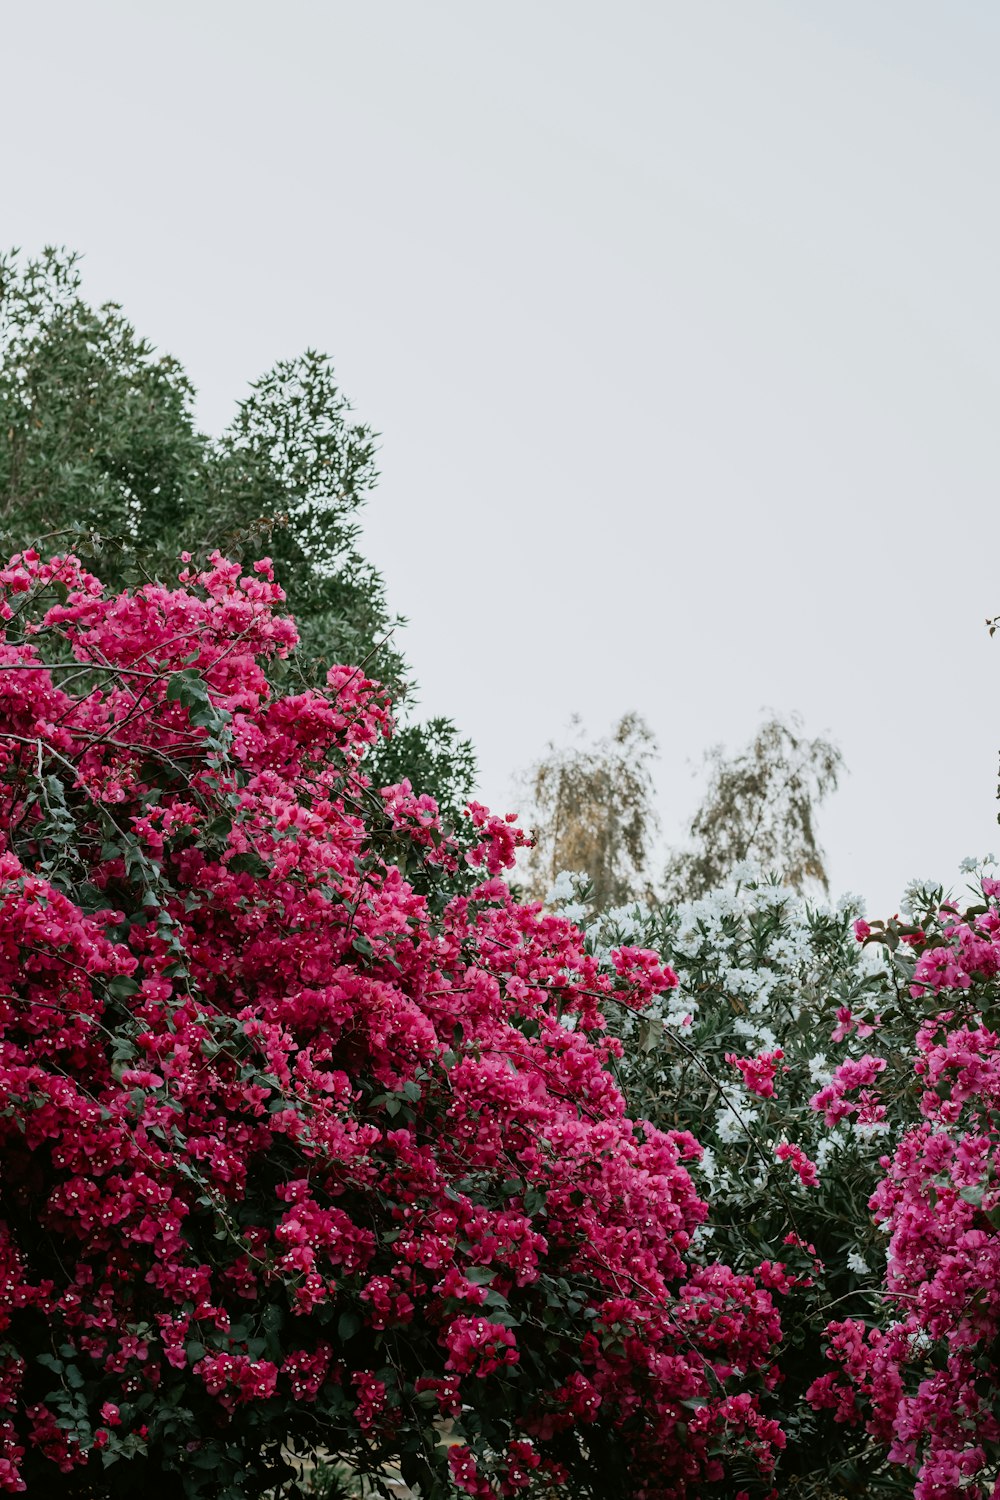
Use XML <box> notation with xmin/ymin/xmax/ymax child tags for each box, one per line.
<box><xmin>557</xmin><ymin>859</ymin><xmax>1000</xmax><ymax>1499</ymax></box>
<box><xmin>550</xmin><ymin>865</ymin><xmax>897</xmax><ymax>1493</ymax></box>
<box><xmin>726</xmin><ymin>1048</ymin><xmax>785</xmax><ymax>1098</ymax></box>
<box><xmin>773</xmin><ymin>1141</ymin><xmax>819</xmax><ymax>1188</ymax></box>
<box><xmin>804</xmin><ymin>891</ymin><xmax>1000</xmax><ymax>1499</ymax></box>
<box><xmin>0</xmin><ymin>555</ymin><xmax>784</xmax><ymax>1498</ymax></box>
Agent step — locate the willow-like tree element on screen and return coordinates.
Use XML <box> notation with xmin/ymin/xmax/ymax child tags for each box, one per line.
<box><xmin>663</xmin><ymin>714</ymin><xmax>843</xmax><ymax>899</ymax></box>
<box><xmin>518</xmin><ymin>712</ymin><xmax>660</xmax><ymax>909</ymax></box>
<box><xmin>520</xmin><ymin>712</ymin><xmax>842</xmax><ymax>910</ymax></box>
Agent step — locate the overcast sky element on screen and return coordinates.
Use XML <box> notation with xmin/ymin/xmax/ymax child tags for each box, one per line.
<box><xmin>4</xmin><ymin>1</ymin><xmax>999</xmax><ymax>912</ymax></box>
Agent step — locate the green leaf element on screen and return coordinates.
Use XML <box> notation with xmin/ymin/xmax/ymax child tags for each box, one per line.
<box><xmin>166</xmin><ymin>669</ymin><xmax>211</xmax><ymax>708</ymax></box>
<box><xmin>337</xmin><ymin>1311</ymin><xmax>361</xmax><ymax>1341</ymax></box>
<box><xmin>262</xmin><ymin>1304</ymin><xmax>284</xmax><ymax>1335</ymax></box>
<box><xmin>106</xmin><ymin>976</ymin><xmax>139</xmax><ymax>1000</ymax></box>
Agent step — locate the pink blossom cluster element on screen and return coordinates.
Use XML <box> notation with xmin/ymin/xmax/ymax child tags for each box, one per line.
<box><xmin>193</xmin><ymin>1353</ymin><xmax>279</xmax><ymax>1407</ymax></box>
<box><xmin>810</xmin><ymin>1053</ymin><xmax>888</xmax><ymax>1127</ymax></box>
<box><xmin>910</xmin><ymin>903</ymin><xmax>1000</xmax><ymax>997</ymax></box>
<box><xmin>774</xmin><ymin>1141</ymin><xmax>820</xmax><ymax>1188</ymax></box>
<box><xmin>443</xmin><ymin>1317</ymin><xmax>519</xmax><ymax>1377</ymax></box>
<box><xmin>725</xmin><ymin>1048</ymin><xmax>785</xmax><ymax>1098</ymax></box>
<box><xmin>808</xmin><ymin>895</ymin><xmax>1000</xmax><ymax>1499</ymax></box>
<box><xmin>0</xmin><ymin>553</ymin><xmax>785</xmax><ymax>1496</ymax></box>
<box><xmin>830</xmin><ymin>1005</ymin><xmax>880</xmax><ymax>1042</ymax></box>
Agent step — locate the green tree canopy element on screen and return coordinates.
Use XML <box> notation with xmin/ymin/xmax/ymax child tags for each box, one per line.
<box><xmin>0</xmin><ymin>246</ymin><xmax>475</xmax><ymax>816</ymax></box>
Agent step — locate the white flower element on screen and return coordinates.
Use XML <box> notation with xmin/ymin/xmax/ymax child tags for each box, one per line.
<box><xmin>808</xmin><ymin>1053</ymin><xmax>833</xmax><ymax>1085</ymax></box>
<box><xmin>815</xmin><ymin>1133</ymin><xmax>843</xmax><ymax>1170</ymax></box>
<box><xmin>852</xmin><ymin>1120</ymin><xmax>890</xmax><ymax>1139</ymax></box>
<box><xmin>545</xmin><ymin>870</ymin><xmax>579</xmax><ymax>905</ymax></box>
<box><xmin>836</xmin><ymin>891</ymin><xmax>866</xmax><ymax>919</ymax></box>
<box><xmin>733</xmin><ymin>1017</ymin><xmax>775</xmax><ymax>1049</ymax></box>
<box><xmin>858</xmin><ymin>944</ymin><xmax>890</xmax><ymax>978</ymax></box>
<box><xmin>846</xmin><ymin>1250</ymin><xmax>870</xmax><ymax>1275</ymax></box>
<box><xmin>555</xmin><ymin>901</ymin><xmax>588</xmax><ymax>925</ymax></box>
<box><xmin>723</xmin><ymin>967</ymin><xmax>766</xmax><ymax>997</ymax></box>
<box><xmin>901</xmin><ymin>878</ymin><xmax>940</xmax><ymax>917</ymax></box>
<box><xmin>695</xmin><ymin>1145</ymin><xmax>717</xmax><ymax>1180</ymax></box>
<box><xmin>664</xmin><ymin>994</ymin><xmax>696</xmax><ymax>1030</ymax></box>
<box><xmin>715</xmin><ymin>1090</ymin><xmax>756</xmax><ymax>1144</ymax></box>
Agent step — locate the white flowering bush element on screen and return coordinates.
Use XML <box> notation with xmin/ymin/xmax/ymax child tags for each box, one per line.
<box><xmin>545</xmin><ymin>864</ymin><xmax>943</xmax><ymax>1497</ymax></box>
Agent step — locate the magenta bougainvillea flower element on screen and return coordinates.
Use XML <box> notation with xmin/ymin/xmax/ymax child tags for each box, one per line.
<box><xmin>0</xmin><ymin>552</ymin><xmax>785</xmax><ymax>1498</ymax></box>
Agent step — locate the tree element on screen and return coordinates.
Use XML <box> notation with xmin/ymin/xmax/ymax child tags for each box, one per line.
<box><xmin>516</xmin><ymin>711</ymin><xmax>840</xmax><ymax>915</ymax></box>
<box><xmin>0</xmin><ymin>550</ymin><xmax>787</xmax><ymax>1499</ymax></box>
<box><xmin>0</xmin><ymin>246</ymin><xmax>474</xmax><ymax>817</ymax></box>
<box><xmin>663</xmin><ymin>715</ymin><xmax>843</xmax><ymax>900</ymax></box>
<box><xmin>516</xmin><ymin>713</ymin><xmax>660</xmax><ymax>910</ymax></box>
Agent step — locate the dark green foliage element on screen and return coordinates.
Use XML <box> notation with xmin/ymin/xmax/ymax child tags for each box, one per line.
<box><xmin>0</xmin><ymin>247</ymin><xmax>475</xmax><ymax>811</ymax></box>
<box><xmin>367</xmin><ymin>715</ymin><xmax>478</xmax><ymax>829</ymax></box>
<box><xmin>0</xmin><ymin>249</ymin><xmax>203</xmax><ymax>553</ymax></box>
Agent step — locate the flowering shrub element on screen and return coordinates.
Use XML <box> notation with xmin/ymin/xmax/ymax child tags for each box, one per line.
<box><xmin>546</xmin><ymin>867</ymin><xmax>906</xmax><ymax>1496</ymax></box>
<box><xmin>0</xmin><ymin>554</ymin><xmax>787</xmax><ymax>1498</ymax></box>
<box><xmin>548</xmin><ymin>861</ymin><xmax>1000</xmax><ymax>1500</ymax></box>
<box><xmin>803</xmin><ymin>884</ymin><xmax>1000</xmax><ymax>1500</ymax></box>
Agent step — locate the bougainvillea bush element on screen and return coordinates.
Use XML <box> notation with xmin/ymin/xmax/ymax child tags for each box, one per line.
<box><xmin>0</xmin><ymin>552</ymin><xmax>791</xmax><ymax>1499</ymax></box>
<box><xmin>804</xmin><ymin>881</ymin><xmax>1000</xmax><ymax>1500</ymax></box>
<box><xmin>548</xmin><ymin>862</ymin><xmax>1000</xmax><ymax>1500</ymax></box>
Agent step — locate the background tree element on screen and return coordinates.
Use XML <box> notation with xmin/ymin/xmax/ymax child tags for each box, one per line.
<box><xmin>662</xmin><ymin>714</ymin><xmax>843</xmax><ymax>900</ymax></box>
<box><xmin>516</xmin><ymin>711</ymin><xmax>841</xmax><ymax>911</ymax></box>
<box><xmin>0</xmin><ymin>246</ymin><xmax>474</xmax><ymax>814</ymax></box>
<box><xmin>517</xmin><ymin>712</ymin><xmax>660</xmax><ymax>909</ymax></box>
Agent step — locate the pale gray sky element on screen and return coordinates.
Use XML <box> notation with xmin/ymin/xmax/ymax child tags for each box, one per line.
<box><xmin>4</xmin><ymin>1</ymin><xmax>999</xmax><ymax>912</ymax></box>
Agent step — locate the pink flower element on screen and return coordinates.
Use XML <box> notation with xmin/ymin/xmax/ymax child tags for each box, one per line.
<box><xmin>774</xmin><ymin>1141</ymin><xmax>819</xmax><ymax>1188</ymax></box>
<box><xmin>810</xmin><ymin>1054</ymin><xmax>887</xmax><ymax>1126</ymax></box>
<box><xmin>831</xmin><ymin>1007</ymin><xmax>880</xmax><ymax>1043</ymax></box>
<box><xmin>443</xmin><ymin>1317</ymin><xmax>519</xmax><ymax>1378</ymax></box>
<box><xmin>726</xmin><ymin>1049</ymin><xmax>784</xmax><ymax>1098</ymax></box>
<box><xmin>0</xmin><ymin>549</ymin><xmax>790</xmax><ymax>1497</ymax></box>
